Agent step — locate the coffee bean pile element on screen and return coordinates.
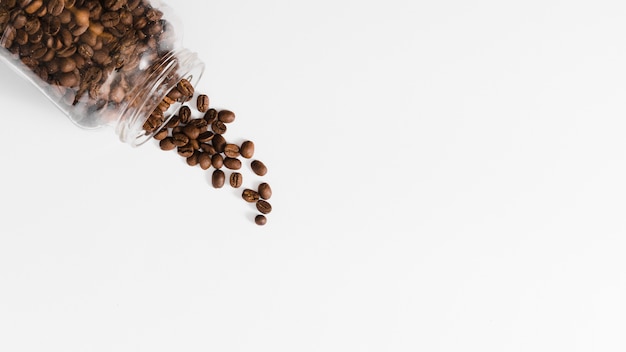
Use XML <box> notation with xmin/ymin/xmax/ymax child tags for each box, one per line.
<box><xmin>0</xmin><ymin>0</ymin><xmax>180</xmax><ymax>127</ymax></box>
<box><xmin>153</xmin><ymin>83</ymin><xmax>273</xmax><ymax>226</ymax></box>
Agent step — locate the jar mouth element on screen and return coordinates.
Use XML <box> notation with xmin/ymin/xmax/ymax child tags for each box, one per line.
<box><xmin>117</xmin><ymin>49</ymin><xmax>205</xmax><ymax>147</ymax></box>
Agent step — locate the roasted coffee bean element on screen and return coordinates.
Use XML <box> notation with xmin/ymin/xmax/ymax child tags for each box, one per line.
<box><xmin>159</xmin><ymin>137</ymin><xmax>176</xmax><ymax>151</ymax></box>
<box><xmin>256</xmin><ymin>200</ymin><xmax>272</xmax><ymax>214</ymax></box>
<box><xmin>212</xmin><ymin>169</ymin><xmax>225</xmax><ymax>188</ymax></box>
<box><xmin>197</xmin><ymin>94</ymin><xmax>209</xmax><ymax>113</ymax></box>
<box><xmin>240</xmin><ymin>140</ymin><xmax>255</xmax><ymax>159</ymax></box>
<box><xmin>101</xmin><ymin>12</ymin><xmax>120</xmax><ymax>28</ymax></box>
<box><xmin>186</xmin><ymin>151</ymin><xmax>199</xmax><ymax>166</ymax></box>
<box><xmin>212</xmin><ymin>134</ymin><xmax>226</xmax><ymax>153</ymax></box>
<box><xmin>251</xmin><ymin>160</ymin><xmax>267</xmax><ymax>176</ymax></box>
<box><xmin>165</xmin><ymin>115</ymin><xmax>180</xmax><ymax>128</ymax></box>
<box><xmin>224</xmin><ymin>144</ymin><xmax>240</xmax><ymax>158</ymax></box>
<box><xmin>258</xmin><ymin>183</ymin><xmax>272</xmax><ymax>200</ymax></box>
<box><xmin>188</xmin><ymin>118</ymin><xmax>208</xmax><ymax>129</ymax></box>
<box><xmin>211</xmin><ymin>120</ymin><xmax>227</xmax><ymax>134</ymax></box>
<box><xmin>230</xmin><ymin>172</ymin><xmax>243</xmax><ymax>188</ymax></box>
<box><xmin>242</xmin><ymin>189</ymin><xmax>260</xmax><ymax>203</ymax></box>
<box><xmin>177</xmin><ymin>144</ymin><xmax>194</xmax><ymax>158</ymax></box>
<box><xmin>182</xmin><ymin>124</ymin><xmax>200</xmax><ymax>140</ymax></box>
<box><xmin>211</xmin><ymin>154</ymin><xmax>224</xmax><ymax>169</ymax></box>
<box><xmin>218</xmin><ymin>109</ymin><xmax>236</xmax><ymax>123</ymax></box>
<box><xmin>178</xmin><ymin>105</ymin><xmax>192</xmax><ymax>124</ymax></box>
<box><xmin>189</xmin><ymin>139</ymin><xmax>200</xmax><ymax>151</ymax></box>
<box><xmin>255</xmin><ymin>215</ymin><xmax>267</xmax><ymax>226</ymax></box>
<box><xmin>24</xmin><ymin>0</ymin><xmax>43</xmax><ymax>14</ymax></box>
<box><xmin>104</xmin><ymin>0</ymin><xmax>126</xmax><ymax>11</ymax></box>
<box><xmin>153</xmin><ymin>128</ymin><xmax>168</xmax><ymax>140</ymax></box>
<box><xmin>198</xmin><ymin>152</ymin><xmax>211</xmax><ymax>170</ymax></box>
<box><xmin>198</xmin><ymin>131</ymin><xmax>214</xmax><ymax>143</ymax></box>
<box><xmin>47</xmin><ymin>0</ymin><xmax>65</xmax><ymax>16</ymax></box>
<box><xmin>223</xmin><ymin>157</ymin><xmax>242</xmax><ymax>170</ymax></box>
<box><xmin>177</xmin><ymin>78</ymin><xmax>194</xmax><ymax>97</ymax></box>
<box><xmin>201</xmin><ymin>143</ymin><xmax>217</xmax><ymax>155</ymax></box>
<box><xmin>204</xmin><ymin>108</ymin><xmax>218</xmax><ymax>124</ymax></box>
<box><xmin>172</xmin><ymin>132</ymin><xmax>189</xmax><ymax>147</ymax></box>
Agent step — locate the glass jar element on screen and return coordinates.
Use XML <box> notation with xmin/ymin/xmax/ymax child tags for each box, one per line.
<box><xmin>0</xmin><ymin>0</ymin><xmax>205</xmax><ymax>146</ymax></box>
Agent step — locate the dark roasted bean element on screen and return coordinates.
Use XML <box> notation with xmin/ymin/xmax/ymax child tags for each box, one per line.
<box><xmin>198</xmin><ymin>152</ymin><xmax>211</xmax><ymax>170</ymax></box>
<box><xmin>153</xmin><ymin>128</ymin><xmax>168</xmax><ymax>140</ymax></box>
<box><xmin>242</xmin><ymin>189</ymin><xmax>260</xmax><ymax>203</ymax></box>
<box><xmin>177</xmin><ymin>144</ymin><xmax>194</xmax><ymax>158</ymax></box>
<box><xmin>178</xmin><ymin>105</ymin><xmax>192</xmax><ymax>124</ymax></box>
<box><xmin>211</xmin><ymin>153</ymin><xmax>223</xmax><ymax>169</ymax></box>
<box><xmin>212</xmin><ymin>134</ymin><xmax>226</xmax><ymax>153</ymax></box>
<box><xmin>255</xmin><ymin>215</ymin><xmax>267</xmax><ymax>226</ymax></box>
<box><xmin>186</xmin><ymin>151</ymin><xmax>199</xmax><ymax>166</ymax></box>
<box><xmin>182</xmin><ymin>124</ymin><xmax>200</xmax><ymax>140</ymax></box>
<box><xmin>256</xmin><ymin>200</ymin><xmax>272</xmax><ymax>214</ymax></box>
<box><xmin>218</xmin><ymin>109</ymin><xmax>235</xmax><ymax>123</ymax></box>
<box><xmin>251</xmin><ymin>160</ymin><xmax>267</xmax><ymax>176</ymax></box>
<box><xmin>172</xmin><ymin>132</ymin><xmax>189</xmax><ymax>147</ymax></box>
<box><xmin>197</xmin><ymin>131</ymin><xmax>214</xmax><ymax>142</ymax></box>
<box><xmin>223</xmin><ymin>157</ymin><xmax>242</xmax><ymax>170</ymax></box>
<box><xmin>159</xmin><ymin>137</ymin><xmax>176</xmax><ymax>151</ymax></box>
<box><xmin>230</xmin><ymin>172</ymin><xmax>243</xmax><ymax>188</ymax></box>
<box><xmin>258</xmin><ymin>183</ymin><xmax>272</xmax><ymax>200</ymax></box>
<box><xmin>240</xmin><ymin>140</ymin><xmax>255</xmax><ymax>159</ymax></box>
<box><xmin>197</xmin><ymin>94</ymin><xmax>209</xmax><ymax>113</ymax></box>
<box><xmin>177</xmin><ymin>78</ymin><xmax>194</xmax><ymax>97</ymax></box>
<box><xmin>224</xmin><ymin>144</ymin><xmax>240</xmax><ymax>158</ymax></box>
<box><xmin>211</xmin><ymin>169</ymin><xmax>225</xmax><ymax>188</ymax></box>
<box><xmin>211</xmin><ymin>120</ymin><xmax>227</xmax><ymax>134</ymax></box>
<box><xmin>203</xmin><ymin>108</ymin><xmax>218</xmax><ymax>124</ymax></box>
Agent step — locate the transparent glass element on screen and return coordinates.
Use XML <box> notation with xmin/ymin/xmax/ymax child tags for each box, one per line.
<box><xmin>0</xmin><ymin>0</ymin><xmax>204</xmax><ymax>146</ymax></box>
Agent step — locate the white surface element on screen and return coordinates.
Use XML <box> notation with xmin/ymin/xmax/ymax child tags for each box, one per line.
<box><xmin>2</xmin><ymin>0</ymin><xmax>626</xmax><ymax>351</ymax></box>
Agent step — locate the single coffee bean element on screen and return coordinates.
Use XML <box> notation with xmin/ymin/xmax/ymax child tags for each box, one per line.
<box><xmin>172</xmin><ymin>132</ymin><xmax>189</xmax><ymax>147</ymax></box>
<box><xmin>201</xmin><ymin>143</ymin><xmax>217</xmax><ymax>155</ymax></box>
<box><xmin>251</xmin><ymin>160</ymin><xmax>268</xmax><ymax>176</ymax></box>
<box><xmin>211</xmin><ymin>154</ymin><xmax>224</xmax><ymax>169</ymax></box>
<box><xmin>211</xmin><ymin>120</ymin><xmax>227</xmax><ymax>134</ymax></box>
<box><xmin>230</xmin><ymin>172</ymin><xmax>243</xmax><ymax>188</ymax></box>
<box><xmin>218</xmin><ymin>109</ymin><xmax>236</xmax><ymax>123</ymax></box>
<box><xmin>212</xmin><ymin>169</ymin><xmax>225</xmax><ymax>188</ymax></box>
<box><xmin>224</xmin><ymin>144</ymin><xmax>240</xmax><ymax>158</ymax></box>
<box><xmin>188</xmin><ymin>118</ymin><xmax>208</xmax><ymax>129</ymax></box>
<box><xmin>255</xmin><ymin>214</ymin><xmax>267</xmax><ymax>226</ymax></box>
<box><xmin>197</xmin><ymin>94</ymin><xmax>209</xmax><ymax>113</ymax></box>
<box><xmin>212</xmin><ymin>134</ymin><xmax>226</xmax><ymax>153</ymax></box>
<box><xmin>258</xmin><ymin>183</ymin><xmax>272</xmax><ymax>200</ymax></box>
<box><xmin>198</xmin><ymin>152</ymin><xmax>211</xmax><ymax>170</ymax></box>
<box><xmin>165</xmin><ymin>115</ymin><xmax>180</xmax><ymax>128</ymax></box>
<box><xmin>153</xmin><ymin>128</ymin><xmax>168</xmax><ymax>141</ymax></box>
<box><xmin>179</xmin><ymin>105</ymin><xmax>191</xmax><ymax>124</ymax></box>
<box><xmin>182</xmin><ymin>124</ymin><xmax>200</xmax><ymax>140</ymax></box>
<box><xmin>101</xmin><ymin>12</ymin><xmax>120</xmax><ymax>27</ymax></box>
<box><xmin>177</xmin><ymin>78</ymin><xmax>194</xmax><ymax>97</ymax></box>
<box><xmin>223</xmin><ymin>157</ymin><xmax>242</xmax><ymax>170</ymax></box>
<box><xmin>198</xmin><ymin>131</ymin><xmax>214</xmax><ymax>142</ymax></box>
<box><xmin>242</xmin><ymin>189</ymin><xmax>260</xmax><ymax>203</ymax></box>
<box><xmin>256</xmin><ymin>200</ymin><xmax>272</xmax><ymax>214</ymax></box>
<box><xmin>177</xmin><ymin>145</ymin><xmax>195</xmax><ymax>158</ymax></box>
<box><xmin>186</xmin><ymin>151</ymin><xmax>199</xmax><ymax>166</ymax></box>
<box><xmin>240</xmin><ymin>140</ymin><xmax>255</xmax><ymax>159</ymax></box>
<box><xmin>159</xmin><ymin>137</ymin><xmax>176</xmax><ymax>151</ymax></box>
<box><xmin>189</xmin><ymin>139</ymin><xmax>200</xmax><ymax>151</ymax></box>
<box><xmin>204</xmin><ymin>108</ymin><xmax>218</xmax><ymax>124</ymax></box>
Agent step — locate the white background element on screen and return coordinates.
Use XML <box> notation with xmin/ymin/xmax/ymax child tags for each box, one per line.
<box><xmin>1</xmin><ymin>0</ymin><xmax>626</xmax><ymax>351</ymax></box>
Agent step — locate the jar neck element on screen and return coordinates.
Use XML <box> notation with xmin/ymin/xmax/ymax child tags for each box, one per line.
<box><xmin>114</xmin><ymin>48</ymin><xmax>205</xmax><ymax>147</ymax></box>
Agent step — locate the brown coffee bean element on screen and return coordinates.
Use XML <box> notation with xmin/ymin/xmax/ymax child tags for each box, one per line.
<box><xmin>188</xmin><ymin>118</ymin><xmax>208</xmax><ymax>129</ymax></box>
<box><xmin>224</xmin><ymin>157</ymin><xmax>242</xmax><ymax>170</ymax></box>
<box><xmin>211</xmin><ymin>154</ymin><xmax>224</xmax><ymax>169</ymax></box>
<box><xmin>159</xmin><ymin>137</ymin><xmax>176</xmax><ymax>151</ymax></box>
<box><xmin>182</xmin><ymin>124</ymin><xmax>200</xmax><ymax>140</ymax></box>
<box><xmin>179</xmin><ymin>105</ymin><xmax>191</xmax><ymax>124</ymax></box>
<box><xmin>177</xmin><ymin>79</ymin><xmax>194</xmax><ymax>97</ymax></box>
<box><xmin>212</xmin><ymin>134</ymin><xmax>226</xmax><ymax>153</ymax></box>
<box><xmin>104</xmin><ymin>0</ymin><xmax>126</xmax><ymax>11</ymax></box>
<box><xmin>59</xmin><ymin>57</ymin><xmax>76</xmax><ymax>73</ymax></box>
<box><xmin>255</xmin><ymin>215</ymin><xmax>267</xmax><ymax>226</ymax></box>
<box><xmin>47</xmin><ymin>0</ymin><xmax>65</xmax><ymax>16</ymax></box>
<box><xmin>230</xmin><ymin>172</ymin><xmax>243</xmax><ymax>188</ymax></box>
<box><xmin>242</xmin><ymin>189</ymin><xmax>260</xmax><ymax>203</ymax></box>
<box><xmin>201</xmin><ymin>143</ymin><xmax>217</xmax><ymax>155</ymax></box>
<box><xmin>256</xmin><ymin>200</ymin><xmax>272</xmax><ymax>214</ymax></box>
<box><xmin>197</xmin><ymin>94</ymin><xmax>209</xmax><ymax>113</ymax></box>
<box><xmin>251</xmin><ymin>160</ymin><xmax>268</xmax><ymax>176</ymax></box>
<box><xmin>177</xmin><ymin>145</ymin><xmax>194</xmax><ymax>158</ymax></box>
<box><xmin>212</xmin><ymin>169</ymin><xmax>225</xmax><ymax>188</ymax></box>
<box><xmin>198</xmin><ymin>131</ymin><xmax>214</xmax><ymax>143</ymax></box>
<box><xmin>204</xmin><ymin>108</ymin><xmax>218</xmax><ymax>124</ymax></box>
<box><xmin>24</xmin><ymin>0</ymin><xmax>43</xmax><ymax>14</ymax></box>
<box><xmin>211</xmin><ymin>120</ymin><xmax>227</xmax><ymax>134</ymax></box>
<box><xmin>172</xmin><ymin>132</ymin><xmax>189</xmax><ymax>147</ymax></box>
<box><xmin>165</xmin><ymin>115</ymin><xmax>180</xmax><ymax>128</ymax></box>
<box><xmin>224</xmin><ymin>144</ymin><xmax>240</xmax><ymax>158</ymax></box>
<box><xmin>258</xmin><ymin>183</ymin><xmax>272</xmax><ymax>200</ymax></box>
<box><xmin>167</xmin><ymin>88</ymin><xmax>183</xmax><ymax>101</ymax></box>
<box><xmin>186</xmin><ymin>151</ymin><xmax>199</xmax><ymax>166</ymax></box>
<box><xmin>101</xmin><ymin>12</ymin><xmax>120</xmax><ymax>27</ymax></box>
<box><xmin>153</xmin><ymin>128</ymin><xmax>168</xmax><ymax>141</ymax></box>
<box><xmin>77</xmin><ymin>43</ymin><xmax>93</xmax><ymax>59</ymax></box>
<box><xmin>218</xmin><ymin>110</ymin><xmax>236</xmax><ymax>123</ymax></box>
<box><xmin>240</xmin><ymin>141</ymin><xmax>255</xmax><ymax>159</ymax></box>
<box><xmin>198</xmin><ymin>152</ymin><xmax>211</xmax><ymax>170</ymax></box>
